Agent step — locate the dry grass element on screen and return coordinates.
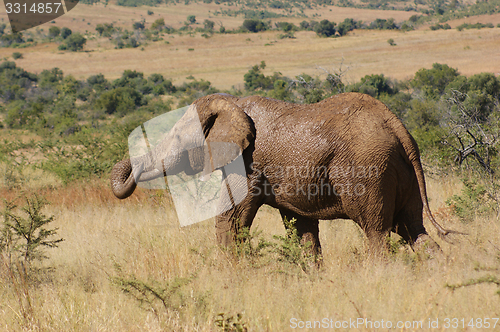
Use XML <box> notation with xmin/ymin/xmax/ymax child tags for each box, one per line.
<box><xmin>0</xmin><ymin>2</ymin><xmax>417</xmax><ymax>32</ymax></box>
<box><xmin>1</xmin><ymin>3</ymin><xmax>500</xmax><ymax>329</ymax></box>
<box><xmin>3</xmin><ymin>27</ymin><xmax>500</xmax><ymax>90</ymax></box>
<box><xmin>1</xmin><ymin>175</ymin><xmax>499</xmax><ymax>331</ymax></box>
<box><xmin>0</xmin><ymin>3</ymin><xmax>499</xmax><ymax>89</ymax></box>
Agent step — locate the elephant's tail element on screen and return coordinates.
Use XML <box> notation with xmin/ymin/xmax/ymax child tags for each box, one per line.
<box><xmin>389</xmin><ymin>116</ymin><xmax>463</xmax><ymax>241</ymax></box>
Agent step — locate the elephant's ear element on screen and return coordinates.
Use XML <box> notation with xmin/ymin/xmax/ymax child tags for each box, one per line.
<box><xmin>195</xmin><ymin>95</ymin><xmax>255</xmax><ymax>173</ymax></box>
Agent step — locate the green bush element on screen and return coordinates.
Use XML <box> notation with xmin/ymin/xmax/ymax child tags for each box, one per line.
<box><xmin>242</xmin><ymin>19</ymin><xmax>268</xmax><ymax>32</ymax></box>
<box><xmin>5</xmin><ymin>102</ymin><xmax>46</xmax><ymax>129</ymax></box>
<box><xmin>59</xmin><ymin>32</ymin><xmax>86</xmax><ymax>51</ymax></box>
<box><xmin>348</xmin><ymin>74</ymin><xmax>396</xmax><ymax>98</ymax></box>
<box><xmin>0</xmin><ymin>32</ymin><xmax>25</xmax><ymax>47</ymax></box>
<box><xmin>60</xmin><ymin>27</ymin><xmax>72</xmax><ymax>39</ymax></box>
<box><xmin>243</xmin><ymin>61</ymin><xmax>283</xmax><ymax>91</ymax></box>
<box><xmin>430</xmin><ymin>23</ymin><xmax>451</xmax><ymax>30</ymax></box>
<box><xmin>446</xmin><ymin>178</ymin><xmax>492</xmax><ymax>222</ymax></box>
<box><xmin>457</xmin><ymin>22</ymin><xmax>494</xmax><ymax>31</ymax></box>
<box><xmin>48</xmin><ymin>26</ymin><xmax>61</xmax><ymax>38</ymax></box>
<box><xmin>275</xmin><ymin>21</ymin><xmax>297</xmax><ymax>32</ymax></box>
<box><xmin>95</xmin><ymin>23</ymin><xmax>116</xmax><ymax>37</ymax></box>
<box><xmin>151</xmin><ymin>18</ymin><xmax>165</xmax><ymax>30</ymax></box>
<box><xmin>314</xmin><ymin>19</ymin><xmax>336</xmax><ymax>37</ymax></box>
<box><xmin>369</xmin><ymin>18</ymin><xmax>397</xmax><ymax>30</ymax></box>
<box><xmin>337</xmin><ymin>18</ymin><xmax>359</xmax><ymax>36</ymax></box>
<box><xmin>291</xmin><ymin>73</ymin><xmax>325</xmax><ymax>103</ymax></box>
<box><xmin>12</xmin><ymin>52</ymin><xmax>22</xmax><ymax>59</ymax></box>
<box><xmin>411</xmin><ymin>63</ymin><xmax>460</xmax><ymax>99</ymax></box>
<box><xmin>95</xmin><ymin>87</ymin><xmax>145</xmax><ymax>115</ymax></box>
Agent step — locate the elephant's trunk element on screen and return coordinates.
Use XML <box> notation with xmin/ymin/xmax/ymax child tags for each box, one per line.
<box><xmin>111</xmin><ymin>143</ymin><xmax>189</xmax><ymax>199</ymax></box>
<box><xmin>110</xmin><ymin>159</ymin><xmax>138</xmax><ymax>199</ymax></box>
<box><xmin>110</xmin><ymin>150</ymin><xmax>158</xmax><ymax>199</ymax></box>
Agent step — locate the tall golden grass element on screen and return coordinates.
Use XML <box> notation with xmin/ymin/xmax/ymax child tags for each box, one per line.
<box><xmin>1</xmin><ymin>173</ymin><xmax>499</xmax><ymax>331</ymax></box>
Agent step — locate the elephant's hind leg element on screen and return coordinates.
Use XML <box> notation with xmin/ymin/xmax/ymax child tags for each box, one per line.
<box><xmin>393</xmin><ymin>192</ymin><xmax>441</xmax><ymax>255</ymax></box>
<box><xmin>279</xmin><ymin>209</ymin><xmax>321</xmax><ymax>258</ymax></box>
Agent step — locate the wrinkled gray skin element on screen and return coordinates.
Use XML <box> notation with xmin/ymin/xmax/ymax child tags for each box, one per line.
<box><xmin>111</xmin><ymin>92</ymin><xmax>451</xmax><ymax>255</ymax></box>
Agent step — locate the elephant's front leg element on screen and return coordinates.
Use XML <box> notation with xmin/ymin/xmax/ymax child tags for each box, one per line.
<box><xmin>215</xmin><ymin>174</ymin><xmax>263</xmax><ymax>247</ymax></box>
<box><xmin>279</xmin><ymin>209</ymin><xmax>322</xmax><ymax>259</ymax></box>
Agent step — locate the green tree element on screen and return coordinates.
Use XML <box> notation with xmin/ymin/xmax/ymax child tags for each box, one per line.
<box><xmin>133</xmin><ymin>21</ymin><xmax>145</xmax><ymax>30</ymax></box>
<box><xmin>87</xmin><ymin>73</ymin><xmax>110</xmax><ymax>92</ymax></box>
<box><xmin>292</xmin><ymin>74</ymin><xmax>324</xmax><ymax>103</ymax></box>
<box><xmin>95</xmin><ymin>24</ymin><xmax>105</xmax><ymax>36</ymax></box>
<box><xmin>187</xmin><ymin>15</ymin><xmax>196</xmax><ymax>24</ymax></box>
<box><xmin>267</xmin><ymin>79</ymin><xmax>293</xmax><ymax>101</ymax></box>
<box><xmin>48</xmin><ymin>26</ymin><xmax>60</xmax><ymax>38</ymax></box>
<box><xmin>348</xmin><ymin>74</ymin><xmax>395</xmax><ymax>98</ymax></box>
<box><xmin>95</xmin><ymin>23</ymin><xmax>115</xmax><ymax>37</ymax></box>
<box><xmin>275</xmin><ymin>21</ymin><xmax>296</xmax><ymax>32</ymax></box>
<box><xmin>203</xmin><ymin>19</ymin><xmax>215</xmax><ymax>31</ymax></box>
<box><xmin>5</xmin><ymin>102</ymin><xmax>45</xmax><ymax>129</ymax></box>
<box><xmin>0</xmin><ymin>32</ymin><xmax>25</xmax><ymax>47</ymax></box>
<box><xmin>95</xmin><ymin>87</ymin><xmax>144</xmax><ymax>115</ymax></box>
<box><xmin>39</xmin><ymin>67</ymin><xmax>64</xmax><ymax>89</ymax></box>
<box><xmin>1</xmin><ymin>195</ymin><xmax>63</xmax><ymax>265</ymax></box>
<box><xmin>244</xmin><ymin>61</ymin><xmax>274</xmax><ymax>90</ymax></box>
<box><xmin>411</xmin><ymin>63</ymin><xmax>460</xmax><ymax>99</ymax></box>
<box><xmin>370</xmin><ymin>18</ymin><xmax>397</xmax><ymax>30</ymax></box>
<box><xmin>147</xmin><ymin>73</ymin><xmax>176</xmax><ymax>95</ymax></box>
<box><xmin>337</xmin><ymin>18</ymin><xmax>358</xmax><ymax>36</ymax></box>
<box><xmin>151</xmin><ymin>18</ymin><xmax>165</xmax><ymax>30</ymax></box>
<box><xmin>314</xmin><ymin>19</ymin><xmax>336</xmax><ymax>37</ymax></box>
<box><xmin>60</xmin><ymin>27</ymin><xmax>72</xmax><ymax>39</ymax></box>
<box><xmin>59</xmin><ymin>32</ymin><xmax>86</xmax><ymax>51</ymax></box>
<box><xmin>242</xmin><ymin>19</ymin><xmax>268</xmax><ymax>32</ymax></box>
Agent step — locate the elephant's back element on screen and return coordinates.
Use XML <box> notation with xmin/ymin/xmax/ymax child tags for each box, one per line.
<box><xmin>240</xmin><ymin>92</ymin><xmax>406</xmax><ymax>164</ymax></box>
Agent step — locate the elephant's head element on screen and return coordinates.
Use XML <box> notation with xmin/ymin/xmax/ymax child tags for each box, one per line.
<box><xmin>110</xmin><ymin>94</ymin><xmax>255</xmax><ymax>199</ymax></box>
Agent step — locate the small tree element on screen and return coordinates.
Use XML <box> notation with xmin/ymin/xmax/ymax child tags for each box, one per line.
<box><xmin>133</xmin><ymin>21</ymin><xmax>145</xmax><ymax>30</ymax></box>
<box><xmin>1</xmin><ymin>195</ymin><xmax>63</xmax><ymax>266</ymax></box>
<box><xmin>48</xmin><ymin>26</ymin><xmax>60</xmax><ymax>38</ymax></box>
<box><xmin>314</xmin><ymin>19</ymin><xmax>336</xmax><ymax>37</ymax></box>
<box><xmin>60</xmin><ymin>27</ymin><xmax>72</xmax><ymax>39</ymax></box>
<box><xmin>242</xmin><ymin>19</ymin><xmax>268</xmax><ymax>33</ymax></box>
<box><xmin>203</xmin><ymin>19</ymin><xmax>215</xmax><ymax>31</ymax></box>
<box><xmin>442</xmin><ymin>90</ymin><xmax>498</xmax><ymax>174</ymax></box>
<box><xmin>12</xmin><ymin>52</ymin><xmax>22</xmax><ymax>59</ymax></box>
<box><xmin>59</xmin><ymin>32</ymin><xmax>86</xmax><ymax>51</ymax></box>
<box><xmin>151</xmin><ymin>18</ymin><xmax>165</xmax><ymax>30</ymax></box>
<box><xmin>337</xmin><ymin>18</ymin><xmax>358</xmax><ymax>36</ymax></box>
<box><xmin>187</xmin><ymin>15</ymin><xmax>196</xmax><ymax>24</ymax></box>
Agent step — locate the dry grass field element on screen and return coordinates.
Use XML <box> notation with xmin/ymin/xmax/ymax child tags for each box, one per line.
<box><xmin>1</xmin><ymin>2</ymin><xmax>500</xmax><ymax>331</ymax></box>
<box><xmin>0</xmin><ymin>3</ymin><xmax>499</xmax><ymax>89</ymax></box>
<box><xmin>0</xmin><ymin>173</ymin><xmax>499</xmax><ymax>331</ymax></box>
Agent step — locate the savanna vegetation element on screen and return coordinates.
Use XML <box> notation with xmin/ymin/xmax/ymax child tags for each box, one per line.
<box><xmin>1</xmin><ymin>0</ymin><xmax>500</xmax><ymax>330</ymax></box>
<box><xmin>1</xmin><ymin>57</ymin><xmax>500</xmax><ymax>330</ymax></box>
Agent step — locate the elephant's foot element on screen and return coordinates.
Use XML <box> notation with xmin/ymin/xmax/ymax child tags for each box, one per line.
<box><xmin>412</xmin><ymin>233</ymin><xmax>442</xmax><ymax>258</ymax></box>
<box><xmin>300</xmin><ymin>232</ymin><xmax>323</xmax><ymax>265</ymax></box>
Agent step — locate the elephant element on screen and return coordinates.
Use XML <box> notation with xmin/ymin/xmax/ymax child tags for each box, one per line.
<box><xmin>110</xmin><ymin>92</ymin><xmax>453</xmax><ymax>255</ymax></box>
